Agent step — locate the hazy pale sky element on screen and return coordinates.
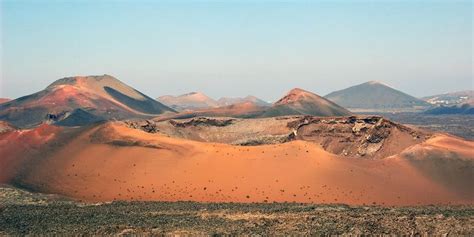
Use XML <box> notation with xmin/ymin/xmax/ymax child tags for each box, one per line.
<box><xmin>1</xmin><ymin>0</ymin><xmax>472</xmax><ymax>101</ymax></box>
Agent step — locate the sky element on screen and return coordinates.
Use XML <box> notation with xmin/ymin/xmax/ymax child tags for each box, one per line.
<box><xmin>0</xmin><ymin>0</ymin><xmax>472</xmax><ymax>102</ymax></box>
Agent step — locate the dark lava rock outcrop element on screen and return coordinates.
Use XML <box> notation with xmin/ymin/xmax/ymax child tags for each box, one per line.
<box><xmin>124</xmin><ymin>120</ymin><xmax>159</xmax><ymax>133</ymax></box>
<box><xmin>287</xmin><ymin>116</ymin><xmax>430</xmax><ymax>159</ymax></box>
<box><xmin>169</xmin><ymin>117</ymin><xmax>235</xmax><ymax>127</ymax></box>
<box><xmin>125</xmin><ymin>115</ymin><xmax>430</xmax><ymax>159</ymax></box>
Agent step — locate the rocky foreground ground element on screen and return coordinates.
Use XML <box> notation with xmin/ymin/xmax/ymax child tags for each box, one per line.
<box><xmin>0</xmin><ymin>186</ymin><xmax>473</xmax><ymax>235</ymax></box>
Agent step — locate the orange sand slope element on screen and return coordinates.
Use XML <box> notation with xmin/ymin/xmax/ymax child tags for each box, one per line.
<box><xmin>0</xmin><ymin>122</ymin><xmax>473</xmax><ymax>206</ymax></box>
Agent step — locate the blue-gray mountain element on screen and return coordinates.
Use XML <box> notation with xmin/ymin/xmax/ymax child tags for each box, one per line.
<box><xmin>325</xmin><ymin>81</ymin><xmax>430</xmax><ymax>112</ymax></box>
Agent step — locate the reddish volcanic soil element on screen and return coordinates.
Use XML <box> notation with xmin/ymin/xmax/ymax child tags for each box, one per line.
<box><xmin>0</xmin><ymin>124</ymin><xmax>62</xmax><ymax>182</ymax></box>
<box><xmin>1</xmin><ymin>121</ymin><xmax>473</xmax><ymax>206</ymax></box>
<box><xmin>0</xmin><ymin>75</ymin><xmax>174</xmax><ymax>128</ymax></box>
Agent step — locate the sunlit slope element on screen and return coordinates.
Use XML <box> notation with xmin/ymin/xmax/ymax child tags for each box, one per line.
<box><xmin>0</xmin><ymin>75</ymin><xmax>175</xmax><ymax>127</ymax></box>
<box><xmin>1</xmin><ymin>122</ymin><xmax>472</xmax><ymax>206</ymax></box>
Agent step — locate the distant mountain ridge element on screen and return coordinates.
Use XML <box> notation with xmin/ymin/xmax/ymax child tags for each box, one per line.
<box><xmin>158</xmin><ymin>93</ymin><xmax>270</xmax><ymax>111</ymax></box>
<box><xmin>325</xmin><ymin>81</ymin><xmax>430</xmax><ymax>112</ymax></box>
<box><xmin>422</xmin><ymin>90</ymin><xmax>473</xmax><ymax>106</ymax></box>
<box><xmin>217</xmin><ymin>96</ymin><xmax>270</xmax><ymax>107</ymax></box>
<box><xmin>155</xmin><ymin>88</ymin><xmax>351</xmax><ymax>120</ymax></box>
<box><xmin>158</xmin><ymin>92</ymin><xmax>220</xmax><ymax>111</ymax></box>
